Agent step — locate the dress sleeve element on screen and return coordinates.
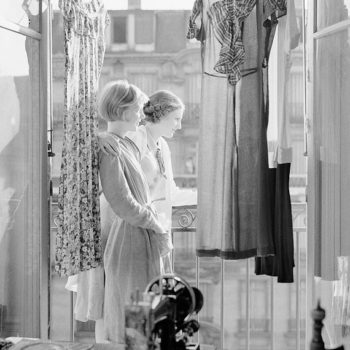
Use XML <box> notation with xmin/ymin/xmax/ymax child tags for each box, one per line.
<box><xmin>99</xmin><ymin>152</ymin><xmax>165</xmax><ymax>233</ymax></box>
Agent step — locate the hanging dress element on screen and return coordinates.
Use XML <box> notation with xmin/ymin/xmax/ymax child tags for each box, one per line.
<box><xmin>255</xmin><ymin>0</ymin><xmax>299</xmax><ymax>283</ymax></box>
<box><xmin>55</xmin><ymin>0</ymin><xmax>109</xmax><ymax>276</ymax></box>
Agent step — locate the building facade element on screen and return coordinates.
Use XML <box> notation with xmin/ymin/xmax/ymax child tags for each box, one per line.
<box><xmin>50</xmin><ymin>2</ymin><xmax>307</xmax><ymax>349</ymax></box>
<box><xmin>52</xmin><ymin>6</ymin><xmax>201</xmax><ymax>190</ymax></box>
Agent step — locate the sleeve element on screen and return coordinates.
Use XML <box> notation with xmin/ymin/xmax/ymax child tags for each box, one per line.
<box><xmin>186</xmin><ymin>0</ymin><xmax>203</xmax><ymax>41</ymax></box>
<box><xmin>99</xmin><ymin>152</ymin><xmax>165</xmax><ymax>233</ymax></box>
<box><xmin>98</xmin><ymin>132</ymin><xmax>122</xmax><ymax>157</ymax></box>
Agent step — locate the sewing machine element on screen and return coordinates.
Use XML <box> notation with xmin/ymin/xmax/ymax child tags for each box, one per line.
<box><xmin>125</xmin><ymin>274</ymin><xmax>203</xmax><ymax>350</ymax></box>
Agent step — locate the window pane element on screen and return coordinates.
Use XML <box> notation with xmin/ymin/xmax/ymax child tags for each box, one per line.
<box><xmin>0</xmin><ymin>0</ymin><xmax>40</xmax><ymax>32</ymax></box>
<box><xmin>155</xmin><ymin>12</ymin><xmax>186</xmax><ymax>52</ymax></box>
<box><xmin>0</xmin><ymin>28</ymin><xmax>41</xmax><ymax>337</ymax></box>
<box><xmin>113</xmin><ymin>17</ymin><xmax>127</xmax><ymax>43</ymax></box>
<box><xmin>314</xmin><ymin>27</ymin><xmax>350</xmax><ymax>279</ymax></box>
<box><xmin>128</xmin><ymin>72</ymin><xmax>157</xmax><ymax>96</ymax></box>
<box><xmin>198</xmin><ymin>257</ymin><xmax>221</xmax><ymax>349</ymax></box>
<box><xmin>317</xmin><ymin>0</ymin><xmax>350</xmax><ymax>30</ymax></box>
<box><xmin>223</xmin><ymin>259</ymin><xmax>249</xmax><ymax>350</ymax></box>
<box><xmin>314</xmin><ymin>25</ymin><xmax>350</xmax><ymax>346</ymax></box>
<box><xmin>135</xmin><ymin>12</ymin><xmax>154</xmax><ymax>44</ymax></box>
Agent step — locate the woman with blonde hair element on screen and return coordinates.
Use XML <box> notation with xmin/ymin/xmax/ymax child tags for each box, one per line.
<box><xmin>68</xmin><ymin>80</ymin><xmax>171</xmax><ymax>344</ymax></box>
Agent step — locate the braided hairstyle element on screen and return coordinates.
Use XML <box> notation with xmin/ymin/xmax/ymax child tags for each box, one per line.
<box><xmin>143</xmin><ymin>90</ymin><xmax>185</xmax><ymax>123</ymax></box>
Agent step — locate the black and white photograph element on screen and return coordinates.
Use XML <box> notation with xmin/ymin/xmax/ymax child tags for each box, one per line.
<box><xmin>0</xmin><ymin>0</ymin><xmax>349</xmax><ymax>349</ymax></box>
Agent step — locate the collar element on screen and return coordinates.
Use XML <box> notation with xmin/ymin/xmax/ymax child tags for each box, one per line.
<box><xmin>145</xmin><ymin>125</ymin><xmax>160</xmax><ymax>152</ymax></box>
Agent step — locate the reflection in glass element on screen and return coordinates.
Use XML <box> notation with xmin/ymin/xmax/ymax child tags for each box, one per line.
<box><xmin>317</xmin><ymin>0</ymin><xmax>350</xmax><ymax>30</ymax></box>
<box><xmin>0</xmin><ymin>28</ymin><xmax>41</xmax><ymax>337</ymax></box>
<box><xmin>198</xmin><ymin>257</ymin><xmax>221</xmax><ymax>349</ymax></box>
<box><xmin>223</xmin><ymin>259</ymin><xmax>249</xmax><ymax>350</ymax></box>
<box><xmin>1</xmin><ymin>0</ymin><xmax>41</xmax><ymax>32</ymax></box>
<box><xmin>315</xmin><ymin>27</ymin><xmax>350</xmax><ymax>279</ymax></box>
<box><xmin>314</xmin><ymin>26</ymin><xmax>350</xmax><ymax>347</ymax></box>
<box><xmin>173</xmin><ymin>230</ymin><xmax>197</xmax><ymax>282</ymax></box>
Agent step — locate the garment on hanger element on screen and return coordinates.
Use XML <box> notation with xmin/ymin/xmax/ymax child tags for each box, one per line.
<box><xmin>254</xmin><ymin>163</ymin><xmax>294</xmax><ymax>282</ymax></box>
<box><xmin>255</xmin><ymin>0</ymin><xmax>300</xmax><ymax>283</ymax></box>
<box><xmin>187</xmin><ymin>0</ymin><xmax>286</xmax><ymax>85</ymax></box>
<box><xmin>189</xmin><ymin>0</ymin><xmax>276</xmax><ymax>259</ymax></box>
<box><xmin>55</xmin><ymin>0</ymin><xmax>109</xmax><ymax>276</ymax></box>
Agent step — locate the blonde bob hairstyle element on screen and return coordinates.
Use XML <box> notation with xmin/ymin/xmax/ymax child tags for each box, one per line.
<box><xmin>98</xmin><ymin>80</ymin><xmax>146</xmax><ymax>122</ymax></box>
<box><xmin>143</xmin><ymin>90</ymin><xmax>185</xmax><ymax>124</ymax></box>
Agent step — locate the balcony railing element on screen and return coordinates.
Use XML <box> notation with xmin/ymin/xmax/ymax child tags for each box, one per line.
<box><xmin>171</xmin><ymin>202</ymin><xmax>307</xmax><ymax>350</ymax></box>
<box><xmin>50</xmin><ymin>201</ymin><xmax>307</xmax><ymax>350</ymax></box>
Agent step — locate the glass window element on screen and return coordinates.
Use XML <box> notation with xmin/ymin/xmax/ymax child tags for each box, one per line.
<box><xmin>1</xmin><ymin>0</ymin><xmax>40</xmax><ymax>32</ymax></box>
<box><xmin>0</xmin><ymin>28</ymin><xmax>42</xmax><ymax>338</ymax></box>
<box><xmin>313</xmin><ymin>26</ymin><xmax>350</xmax><ymax>347</ymax></box>
<box><xmin>113</xmin><ymin>16</ymin><xmax>127</xmax><ymax>44</ymax></box>
<box><xmin>317</xmin><ymin>0</ymin><xmax>350</xmax><ymax>30</ymax></box>
<box><xmin>314</xmin><ymin>27</ymin><xmax>350</xmax><ymax>279</ymax></box>
<box><xmin>135</xmin><ymin>12</ymin><xmax>154</xmax><ymax>44</ymax></box>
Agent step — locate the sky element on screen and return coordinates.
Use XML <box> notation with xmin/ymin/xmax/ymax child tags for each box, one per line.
<box><xmin>104</xmin><ymin>0</ymin><xmax>193</xmax><ymax>10</ymax></box>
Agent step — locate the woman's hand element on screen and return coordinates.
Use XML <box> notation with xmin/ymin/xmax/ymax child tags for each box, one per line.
<box><xmin>157</xmin><ymin>212</ymin><xmax>171</xmax><ymax>232</ymax></box>
<box><xmin>98</xmin><ymin>132</ymin><xmax>121</xmax><ymax>157</ymax></box>
<box><xmin>156</xmin><ymin>232</ymin><xmax>174</xmax><ymax>257</ymax></box>
<box><xmin>153</xmin><ymin>214</ymin><xmax>173</xmax><ymax>256</ymax></box>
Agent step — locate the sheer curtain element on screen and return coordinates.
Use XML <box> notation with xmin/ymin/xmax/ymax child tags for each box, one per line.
<box><xmin>311</xmin><ymin>0</ymin><xmax>350</xmax><ymax>347</ymax></box>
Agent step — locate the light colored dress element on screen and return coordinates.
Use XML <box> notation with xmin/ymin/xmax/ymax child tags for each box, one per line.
<box><xmin>189</xmin><ymin>0</ymin><xmax>275</xmax><ymax>259</ymax></box>
<box><xmin>69</xmin><ymin>133</ymin><xmax>166</xmax><ymax>344</ymax></box>
<box><xmin>128</xmin><ymin>125</ymin><xmax>177</xmax><ymax>273</ymax></box>
<box><xmin>66</xmin><ymin>128</ymin><xmax>193</xmax><ymax>340</ymax></box>
<box><xmin>100</xmin><ymin>134</ymin><xmax>166</xmax><ymax>343</ymax></box>
<box><xmin>129</xmin><ymin>126</ymin><xmax>176</xmax><ymax>228</ymax></box>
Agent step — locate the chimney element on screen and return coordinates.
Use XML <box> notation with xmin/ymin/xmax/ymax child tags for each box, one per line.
<box><xmin>128</xmin><ymin>0</ymin><xmax>141</xmax><ymax>9</ymax></box>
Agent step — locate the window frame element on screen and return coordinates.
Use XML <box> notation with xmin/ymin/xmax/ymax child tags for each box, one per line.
<box><xmin>111</xmin><ymin>15</ymin><xmax>129</xmax><ymax>51</ymax></box>
<box><xmin>0</xmin><ymin>0</ymin><xmax>51</xmax><ymax>340</ymax></box>
<box><xmin>306</xmin><ymin>0</ymin><xmax>350</xmax><ymax>344</ymax></box>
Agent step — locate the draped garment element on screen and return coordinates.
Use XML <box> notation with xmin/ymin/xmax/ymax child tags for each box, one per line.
<box><xmin>55</xmin><ymin>0</ymin><xmax>109</xmax><ymax>276</ymax></box>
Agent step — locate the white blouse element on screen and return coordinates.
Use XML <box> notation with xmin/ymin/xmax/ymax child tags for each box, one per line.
<box><xmin>128</xmin><ymin>125</ymin><xmax>176</xmax><ymax>231</ymax></box>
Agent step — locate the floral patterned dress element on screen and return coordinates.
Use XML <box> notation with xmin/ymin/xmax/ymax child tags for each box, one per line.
<box><xmin>55</xmin><ymin>0</ymin><xmax>109</xmax><ymax>276</ymax></box>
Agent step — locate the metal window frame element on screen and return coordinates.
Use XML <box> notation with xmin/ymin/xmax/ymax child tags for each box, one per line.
<box><xmin>0</xmin><ymin>0</ymin><xmax>52</xmax><ymax>340</ymax></box>
<box><xmin>306</xmin><ymin>0</ymin><xmax>350</xmax><ymax>348</ymax></box>
<box><xmin>0</xmin><ymin>16</ymin><xmax>42</xmax><ymax>40</ymax></box>
<box><xmin>40</xmin><ymin>0</ymin><xmax>53</xmax><ymax>340</ymax></box>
